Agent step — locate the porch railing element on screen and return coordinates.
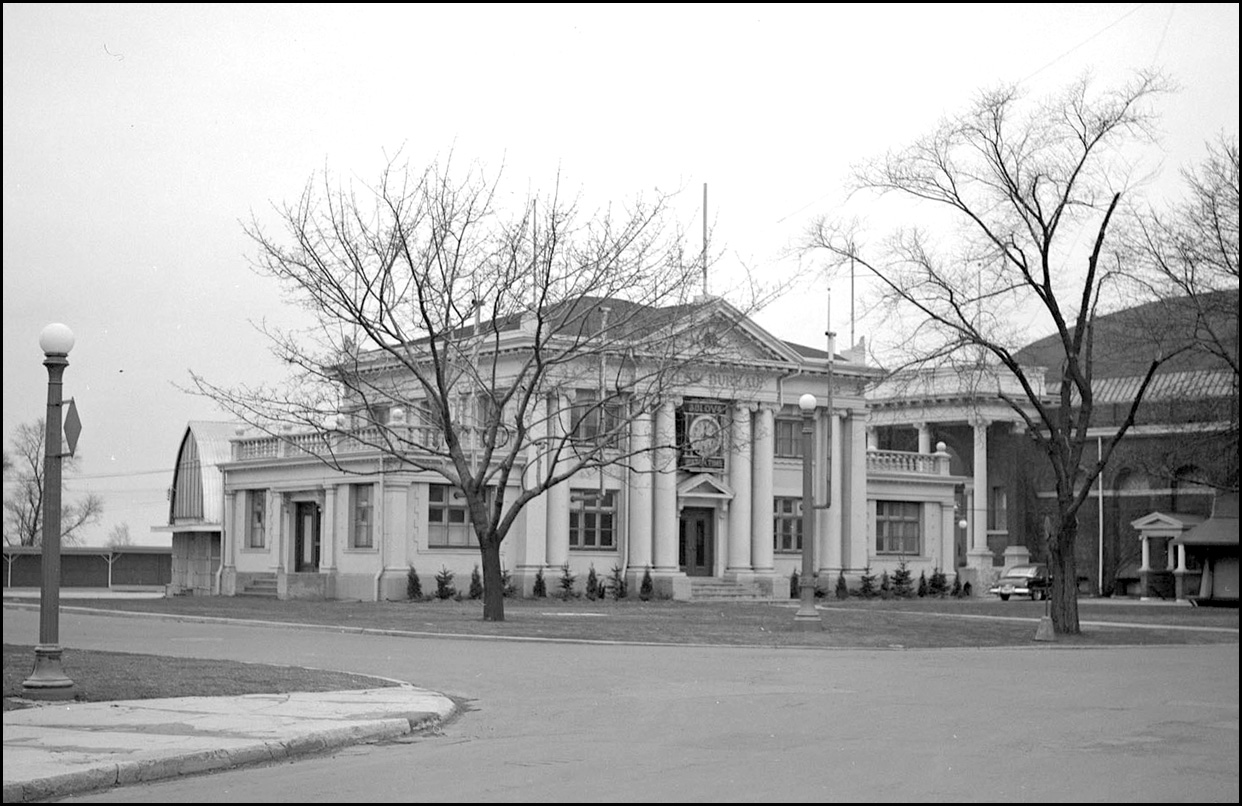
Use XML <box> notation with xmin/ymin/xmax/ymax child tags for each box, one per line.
<box><xmin>866</xmin><ymin>448</ymin><xmax>951</xmax><ymax>476</ymax></box>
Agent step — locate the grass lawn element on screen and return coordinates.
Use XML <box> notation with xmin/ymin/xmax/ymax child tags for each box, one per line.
<box><xmin>4</xmin><ymin>594</ymin><xmax>1236</xmax><ymax>711</ymax></box>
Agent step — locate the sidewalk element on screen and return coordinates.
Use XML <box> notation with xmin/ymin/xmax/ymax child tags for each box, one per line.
<box><xmin>3</xmin><ymin>686</ymin><xmax>456</xmax><ymax>803</ymax></box>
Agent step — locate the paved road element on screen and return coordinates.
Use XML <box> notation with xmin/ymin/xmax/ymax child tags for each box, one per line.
<box><xmin>5</xmin><ymin>607</ymin><xmax>1238</xmax><ymax>803</ymax></box>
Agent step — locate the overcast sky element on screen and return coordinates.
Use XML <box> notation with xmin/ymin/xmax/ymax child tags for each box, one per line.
<box><xmin>3</xmin><ymin>3</ymin><xmax>1238</xmax><ymax>546</ymax></box>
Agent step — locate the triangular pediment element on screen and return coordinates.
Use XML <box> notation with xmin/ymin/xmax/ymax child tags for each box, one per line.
<box><xmin>677</xmin><ymin>473</ymin><xmax>734</xmax><ymax>500</ymax></box>
<box><xmin>1129</xmin><ymin>510</ymin><xmax>1199</xmax><ymax>532</ymax></box>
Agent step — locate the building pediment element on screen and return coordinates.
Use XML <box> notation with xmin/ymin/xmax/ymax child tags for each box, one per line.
<box><xmin>677</xmin><ymin>473</ymin><xmax>734</xmax><ymax>501</ymax></box>
<box><xmin>1129</xmin><ymin>511</ymin><xmax>1205</xmax><ymax>533</ymax></box>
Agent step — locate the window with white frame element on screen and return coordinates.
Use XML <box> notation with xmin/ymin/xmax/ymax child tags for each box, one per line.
<box><xmin>774</xmin><ymin>418</ymin><xmax>804</xmax><ymax>458</ymax></box>
<box><xmin>571</xmin><ymin>391</ymin><xmax>623</xmax><ymax>448</ymax></box>
<box><xmin>774</xmin><ymin>496</ymin><xmax>802</xmax><ymax>552</ymax></box>
<box><xmin>351</xmin><ymin>483</ymin><xmax>374</xmax><ymax>548</ymax></box>
<box><xmin>876</xmin><ymin>501</ymin><xmax>921</xmax><ymax>555</ymax></box>
<box><xmin>569</xmin><ymin>489</ymin><xmax>616</xmax><ymax>549</ymax></box>
<box><xmin>427</xmin><ymin>483</ymin><xmax>475</xmax><ymax>548</ymax></box>
<box><xmin>245</xmin><ymin>490</ymin><xmax>266</xmax><ymax>548</ymax></box>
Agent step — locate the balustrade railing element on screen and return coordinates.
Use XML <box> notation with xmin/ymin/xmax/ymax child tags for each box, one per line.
<box><xmin>866</xmin><ymin>448</ymin><xmax>950</xmax><ymax>475</ymax></box>
<box><xmin>232</xmin><ymin>425</ymin><xmax>447</xmax><ymax>461</ymax></box>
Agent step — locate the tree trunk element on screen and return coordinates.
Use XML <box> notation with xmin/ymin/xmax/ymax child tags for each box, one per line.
<box><xmin>1049</xmin><ymin>517</ymin><xmax>1081</xmax><ymax>635</ymax></box>
<box><xmin>480</xmin><ymin>538</ymin><xmax>506</xmax><ymax>622</ymax></box>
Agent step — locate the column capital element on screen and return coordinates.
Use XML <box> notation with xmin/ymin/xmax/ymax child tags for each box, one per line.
<box><xmin>735</xmin><ymin>400</ymin><xmax>759</xmax><ymax>414</ymax></box>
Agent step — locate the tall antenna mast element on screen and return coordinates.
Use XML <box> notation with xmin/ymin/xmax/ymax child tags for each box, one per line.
<box><xmin>701</xmin><ymin>183</ymin><xmax>708</xmax><ymax>297</ymax></box>
<box><xmin>850</xmin><ymin>255</ymin><xmax>856</xmax><ymax>348</ymax></box>
<box><xmin>820</xmin><ymin>287</ymin><xmax>835</xmax><ymax>510</ymax></box>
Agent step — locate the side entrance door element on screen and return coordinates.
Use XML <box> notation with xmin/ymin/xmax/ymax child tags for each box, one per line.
<box><xmin>679</xmin><ymin>507</ymin><xmax>714</xmax><ymax>576</ymax></box>
<box><xmin>294</xmin><ymin>501</ymin><xmax>321</xmax><ymax>572</ymax></box>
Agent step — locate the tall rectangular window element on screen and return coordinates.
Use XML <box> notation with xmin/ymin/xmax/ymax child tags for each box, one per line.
<box><xmin>774</xmin><ymin>496</ymin><xmax>802</xmax><ymax>552</ymax></box>
<box><xmin>774</xmin><ymin>419</ymin><xmax>803</xmax><ymax>458</ymax></box>
<box><xmin>428</xmin><ymin>484</ymin><xmax>474</xmax><ymax>548</ymax></box>
<box><xmin>876</xmin><ymin>501</ymin><xmax>921</xmax><ymax>555</ymax></box>
<box><xmin>572</xmin><ymin>391</ymin><xmax>622</xmax><ymax>448</ymax></box>
<box><xmin>246</xmin><ymin>490</ymin><xmax>266</xmax><ymax>548</ymax></box>
<box><xmin>351</xmin><ymin>483</ymin><xmax>373</xmax><ymax>548</ymax></box>
<box><xmin>569</xmin><ymin>489</ymin><xmax>616</xmax><ymax>549</ymax></box>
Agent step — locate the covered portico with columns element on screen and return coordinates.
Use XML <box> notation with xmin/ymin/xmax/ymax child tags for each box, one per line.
<box><xmin>866</xmin><ymin>366</ymin><xmax>1045</xmax><ymax>589</ymax></box>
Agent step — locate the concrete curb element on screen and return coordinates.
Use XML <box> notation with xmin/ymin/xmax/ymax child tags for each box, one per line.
<box><xmin>2</xmin><ymin>688</ymin><xmax>456</xmax><ymax>803</ymax></box>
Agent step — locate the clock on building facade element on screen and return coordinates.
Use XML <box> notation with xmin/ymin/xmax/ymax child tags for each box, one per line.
<box><xmin>678</xmin><ymin>399</ymin><xmax>727</xmax><ymax>471</ymax></box>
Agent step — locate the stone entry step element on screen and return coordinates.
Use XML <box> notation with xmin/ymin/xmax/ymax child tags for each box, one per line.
<box><xmin>239</xmin><ymin>575</ymin><xmax>278</xmax><ymax>598</ymax></box>
<box><xmin>687</xmin><ymin>577</ymin><xmax>773</xmax><ymax>601</ymax></box>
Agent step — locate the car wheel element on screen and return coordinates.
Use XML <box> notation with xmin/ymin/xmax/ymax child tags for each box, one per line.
<box><xmin>1000</xmin><ymin>593</ymin><xmax>1010</xmax><ymax>601</ymax></box>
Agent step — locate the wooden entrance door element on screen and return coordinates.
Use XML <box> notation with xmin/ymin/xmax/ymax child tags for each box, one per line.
<box><xmin>294</xmin><ymin>502</ymin><xmax>321</xmax><ymax>572</ymax></box>
<box><xmin>679</xmin><ymin>507</ymin><xmax>714</xmax><ymax>576</ymax></box>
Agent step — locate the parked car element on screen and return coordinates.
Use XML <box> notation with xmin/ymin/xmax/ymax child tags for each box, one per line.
<box><xmin>988</xmin><ymin>564</ymin><xmax>1051</xmax><ymax>601</ymax></box>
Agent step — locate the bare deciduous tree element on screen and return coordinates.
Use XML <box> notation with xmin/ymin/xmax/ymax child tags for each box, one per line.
<box><xmin>1134</xmin><ymin>134</ymin><xmax>1240</xmax><ymax>491</ymax></box>
<box><xmin>3</xmin><ymin>419</ymin><xmax>103</xmax><ymax>547</ymax></box>
<box><xmin>802</xmin><ymin>72</ymin><xmax>1173</xmax><ymax>634</ymax></box>
<box><xmin>193</xmin><ymin>157</ymin><xmax>770</xmax><ymax>621</ymax></box>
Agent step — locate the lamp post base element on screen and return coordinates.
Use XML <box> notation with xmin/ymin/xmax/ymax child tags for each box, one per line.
<box><xmin>22</xmin><ymin>645</ymin><xmax>77</xmax><ymax>700</ymax></box>
<box><xmin>793</xmin><ymin>583</ymin><xmax>823</xmax><ymax>631</ymax></box>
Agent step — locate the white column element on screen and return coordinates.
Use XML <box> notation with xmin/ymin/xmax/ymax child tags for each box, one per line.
<box><xmin>866</xmin><ymin>426</ymin><xmax>878</xmax><ymax>451</ymax></box>
<box><xmin>545</xmin><ymin>394</ymin><xmax>571</xmax><ymax>569</ymax></box>
<box><xmin>821</xmin><ymin>411</ymin><xmax>843</xmax><ymax>575</ymax></box>
<box><xmin>1175</xmin><ymin>543</ymin><xmax>1187</xmax><ymax>572</ymax></box>
<box><xmin>918</xmin><ymin>424</ymin><xmax>932</xmax><ymax>454</ymax></box>
<box><xmin>750</xmin><ymin>405</ymin><xmax>775</xmax><ymax>574</ymax></box>
<box><xmin>967</xmin><ymin>417</ymin><xmax>993</xmax><ymax>575</ymax></box>
<box><xmin>627</xmin><ymin>409</ymin><xmax>654</xmax><ymax>572</ymax></box>
<box><xmin>321</xmin><ymin>486</ymin><xmax>337</xmax><ymax>572</ymax></box>
<box><xmin>518</xmin><ymin>395</ymin><xmax>549</xmax><ymax>577</ymax></box>
<box><xmin>268</xmin><ymin>490</ymin><xmax>282</xmax><ymax>572</ymax></box>
<box><xmin>727</xmin><ymin>404</ymin><xmax>753</xmax><ymax>573</ymax></box>
<box><xmin>1165</xmin><ymin>538</ymin><xmax>1176</xmax><ymax>571</ymax></box>
<box><xmin>652</xmin><ymin>398</ymin><xmax>679</xmax><ymax>571</ymax></box>
<box><xmin>223</xmin><ymin>491</ymin><xmax>237</xmax><ymax>572</ymax></box>
<box><xmin>848</xmin><ymin>411</ymin><xmax>869</xmax><ymax>571</ymax></box>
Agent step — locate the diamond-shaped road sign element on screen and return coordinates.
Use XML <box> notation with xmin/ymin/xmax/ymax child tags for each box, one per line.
<box><xmin>63</xmin><ymin>397</ymin><xmax>81</xmax><ymax>457</ymax></box>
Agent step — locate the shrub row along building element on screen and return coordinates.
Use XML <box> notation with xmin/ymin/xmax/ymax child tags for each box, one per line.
<box><xmin>160</xmin><ymin>292</ymin><xmax>1238</xmax><ymax>604</ymax></box>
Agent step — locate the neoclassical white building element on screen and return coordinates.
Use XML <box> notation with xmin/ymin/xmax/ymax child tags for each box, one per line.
<box><xmin>172</xmin><ymin>300</ymin><xmax>967</xmax><ymax>601</ymax></box>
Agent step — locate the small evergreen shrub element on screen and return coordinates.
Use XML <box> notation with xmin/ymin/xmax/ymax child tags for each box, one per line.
<box><xmin>879</xmin><ymin>570</ymin><xmax>892</xmax><ymax>599</ymax></box>
<box><xmin>789</xmin><ymin>569</ymin><xmax>799</xmax><ymax>598</ymax></box>
<box><xmin>892</xmin><ymin>560</ymin><xmax>914</xmax><ymax>599</ymax></box>
<box><xmin>962</xmin><ymin>581</ymin><xmax>973</xmax><ymax>598</ymax></box>
<box><xmin>928</xmin><ymin>568</ymin><xmax>949</xmax><ymax>598</ymax></box>
<box><xmin>857</xmin><ymin>565</ymin><xmax>877</xmax><ymax>599</ymax></box>
<box><xmin>950</xmin><ymin>572</ymin><xmax>962</xmax><ymax>598</ymax></box>
<box><xmin>639</xmin><ymin>566</ymin><xmax>654</xmax><ymax>601</ymax></box>
<box><xmin>533</xmin><ymin>567</ymin><xmax>547</xmax><ymax>598</ymax></box>
<box><xmin>468</xmin><ymin>564</ymin><xmax>484</xmax><ymax>600</ymax></box>
<box><xmin>917</xmin><ymin>570</ymin><xmax>928</xmax><ymax>598</ymax></box>
<box><xmin>557</xmin><ymin>562</ymin><xmax>577</xmax><ymax>600</ymax></box>
<box><xmin>608</xmin><ymin>563</ymin><xmax>627</xmax><ymax>600</ymax></box>
<box><xmin>585</xmin><ymin>564</ymin><xmax>601</xmax><ymax>601</ymax></box>
<box><xmin>406</xmin><ymin>565</ymin><xmax>424</xmax><ymax>601</ymax></box>
<box><xmin>435</xmin><ymin>566</ymin><xmax>457</xmax><ymax>600</ymax></box>
<box><xmin>835</xmin><ymin>570</ymin><xmax>849</xmax><ymax>600</ymax></box>
<box><xmin>500</xmin><ymin>567</ymin><xmax>517</xmax><ymax>598</ymax></box>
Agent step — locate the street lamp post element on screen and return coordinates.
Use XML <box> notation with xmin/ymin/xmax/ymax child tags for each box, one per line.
<box><xmin>23</xmin><ymin>323</ymin><xmax>77</xmax><ymax>699</ymax></box>
<box><xmin>793</xmin><ymin>393</ymin><xmax>823</xmax><ymax>630</ymax></box>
